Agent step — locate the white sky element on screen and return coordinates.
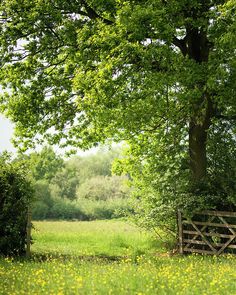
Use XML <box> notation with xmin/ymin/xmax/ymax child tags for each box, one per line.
<box><xmin>0</xmin><ymin>114</ymin><xmax>17</xmax><ymax>154</ymax></box>
<box><xmin>0</xmin><ymin>114</ymin><xmax>98</xmax><ymax>157</ymax></box>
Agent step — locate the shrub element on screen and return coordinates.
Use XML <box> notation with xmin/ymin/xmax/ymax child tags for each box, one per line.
<box><xmin>31</xmin><ymin>197</ymin><xmax>132</xmax><ymax>221</ymax></box>
<box><xmin>77</xmin><ymin>198</ymin><xmax>133</xmax><ymax>220</ymax></box>
<box><xmin>0</xmin><ymin>155</ymin><xmax>33</xmax><ymax>255</ymax></box>
<box><xmin>48</xmin><ymin>198</ymin><xmax>88</xmax><ymax>220</ymax></box>
<box><xmin>32</xmin><ymin>201</ymin><xmax>49</xmax><ymax>220</ymax></box>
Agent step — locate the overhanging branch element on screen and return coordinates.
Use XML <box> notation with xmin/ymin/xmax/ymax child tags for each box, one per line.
<box><xmin>81</xmin><ymin>0</ymin><xmax>113</xmax><ymax>25</ymax></box>
<box><xmin>172</xmin><ymin>36</ymin><xmax>187</xmax><ymax>56</ymax></box>
<box><xmin>215</xmin><ymin>114</ymin><xmax>236</xmax><ymax>121</ymax></box>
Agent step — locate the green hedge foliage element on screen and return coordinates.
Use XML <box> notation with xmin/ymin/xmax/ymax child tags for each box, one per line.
<box><xmin>0</xmin><ymin>158</ymin><xmax>33</xmax><ymax>255</ymax></box>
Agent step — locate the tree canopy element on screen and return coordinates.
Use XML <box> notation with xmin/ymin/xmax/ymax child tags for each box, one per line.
<box><xmin>0</xmin><ymin>1</ymin><xmax>235</xmax><ymax>216</ymax></box>
<box><xmin>25</xmin><ymin>146</ymin><xmax>64</xmax><ymax>181</ymax></box>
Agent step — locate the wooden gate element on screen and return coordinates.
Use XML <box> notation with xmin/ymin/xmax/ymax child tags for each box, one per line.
<box><xmin>178</xmin><ymin>210</ymin><xmax>236</xmax><ymax>255</ymax></box>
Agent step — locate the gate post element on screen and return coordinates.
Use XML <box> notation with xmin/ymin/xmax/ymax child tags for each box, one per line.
<box><xmin>26</xmin><ymin>208</ymin><xmax>32</xmax><ymax>258</ymax></box>
<box><xmin>177</xmin><ymin>210</ymin><xmax>183</xmax><ymax>254</ymax></box>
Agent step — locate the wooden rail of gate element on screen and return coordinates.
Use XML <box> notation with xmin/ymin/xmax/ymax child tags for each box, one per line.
<box><xmin>178</xmin><ymin>210</ymin><xmax>236</xmax><ymax>255</ymax></box>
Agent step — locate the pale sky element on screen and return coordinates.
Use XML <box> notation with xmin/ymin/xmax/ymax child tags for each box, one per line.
<box><xmin>0</xmin><ymin>114</ymin><xmax>17</xmax><ymax>154</ymax></box>
<box><xmin>0</xmin><ymin>114</ymin><xmax>99</xmax><ymax>156</ymax></box>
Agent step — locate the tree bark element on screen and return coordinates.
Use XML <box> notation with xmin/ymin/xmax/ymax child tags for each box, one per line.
<box><xmin>189</xmin><ymin>96</ymin><xmax>214</xmax><ymax>185</ymax></box>
<box><xmin>182</xmin><ymin>27</ymin><xmax>213</xmax><ymax>186</ymax></box>
<box><xmin>189</xmin><ymin>120</ymin><xmax>208</xmax><ymax>183</ymax></box>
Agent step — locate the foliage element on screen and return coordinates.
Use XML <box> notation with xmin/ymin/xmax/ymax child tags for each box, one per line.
<box><xmin>1</xmin><ymin>1</ymin><xmax>235</xmax><ymax>229</ymax></box>
<box><xmin>25</xmin><ymin>147</ymin><xmax>131</xmax><ymax>220</ymax></box>
<box><xmin>49</xmin><ymin>198</ymin><xmax>87</xmax><ymax>220</ymax></box>
<box><xmin>32</xmin><ymin>197</ymin><xmax>131</xmax><ymax>221</ymax></box>
<box><xmin>114</xmin><ymin>120</ymin><xmax>236</xmax><ymax>232</ymax></box>
<box><xmin>32</xmin><ymin>201</ymin><xmax>49</xmax><ymax>220</ymax></box>
<box><xmin>77</xmin><ymin>198</ymin><xmax>132</xmax><ymax>220</ymax></box>
<box><xmin>25</xmin><ymin>147</ymin><xmax>64</xmax><ymax>181</ymax></box>
<box><xmin>50</xmin><ymin>164</ymin><xmax>78</xmax><ymax>200</ymax></box>
<box><xmin>68</xmin><ymin>148</ymin><xmax>121</xmax><ymax>184</ymax></box>
<box><xmin>77</xmin><ymin>175</ymin><xmax>130</xmax><ymax>201</ymax></box>
<box><xmin>207</xmin><ymin>120</ymin><xmax>236</xmax><ymax>201</ymax></box>
<box><xmin>0</xmin><ymin>154</ymin><xmax>33</xmax><ymax>255</ymax></box>
<box><xmin>34</xmin><ymin>179</ymin><xmax>53</xmax><ymax>208</ymax></box>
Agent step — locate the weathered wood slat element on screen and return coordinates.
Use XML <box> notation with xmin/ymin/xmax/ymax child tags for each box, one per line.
<box><xmin>201</xmin><ymin>211</ymin><xmax>236</xmax><ymax>218</ymax></box>
<box><xmin>183</xmin><ymin>230</ymin><xmax>204</xmax><ymax>235</ymax></box>
<box><xmin>216</xmin><ymin>243</ymin><xmax>236</xmax><ymax>249</ymax></box>
<box><xmin>183</xmin><ymin>239</ymin><xmax>208</xmax><ymax>245</ymax></box>
<box><xmin>183</xmin><ymin>230</ymin><xmax>235</xmax><ymax>239</ymax></box>
<box><xmin>183</xmin><ymin>239</ymin><xmax>236</xmax><ymax>248</ymax></box>
<box><xmin>203</xmin><ymin>232</ymin><xmax>234</xmax><ymax>239</ymax></box>
<box><xmin>183</xmin><ymin>220</ymin><xmax>236</xmax><ymax>229</ymax></box>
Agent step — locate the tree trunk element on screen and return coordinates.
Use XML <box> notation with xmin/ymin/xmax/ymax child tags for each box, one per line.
<box><xmin>189</xmin><ymin>120</ymin><xmax>208</xmax><ymax>183</ymax></box>
<box><xmin>189</xmin><ymin>97</ymin><xmax>214</xmax><ymax>186</ymax></box>
<box><xmin>184</xmin><ymin>26</ymin><xmax>213</xmax><ymax>186</ymax></box>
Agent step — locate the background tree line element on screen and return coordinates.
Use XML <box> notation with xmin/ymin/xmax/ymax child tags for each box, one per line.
<box><xmin>18</xmin><ymin>146</ymin><xmax>132</xmax><ymax>220</ymax></box>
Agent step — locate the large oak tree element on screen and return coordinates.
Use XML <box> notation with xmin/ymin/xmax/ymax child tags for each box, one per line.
<box><xmin>0</xmin><ymin>1</ymin><xmax>235</xmax><ymax>208</ymax></box>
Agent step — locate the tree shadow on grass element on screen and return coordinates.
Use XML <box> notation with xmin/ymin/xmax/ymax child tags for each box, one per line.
<box><xmin>13</xmin><ymin>248</ymin><xmax>150</xmax><ymax>264</ymax></box>
<box><xmin>27</xmin><ymin>252</ymin><xmax>128</xmax><ymax>263</ymax></box>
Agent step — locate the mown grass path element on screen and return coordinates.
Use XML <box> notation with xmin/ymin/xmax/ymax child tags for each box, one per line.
<box><xmin>1</xmin><ymin>220</ymin><xmax>236</xmax><ymax>294</ymax></box>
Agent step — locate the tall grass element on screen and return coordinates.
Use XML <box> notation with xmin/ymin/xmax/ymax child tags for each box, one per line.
<box><xmin>32</xmin><ymin>220</ymin><xmax>159</xmax><ymax>257</ymax></box>
<box><xmin>1</xmin><ymin>220</ymin><xmax>236</xmax><ymax>294</ymax></box>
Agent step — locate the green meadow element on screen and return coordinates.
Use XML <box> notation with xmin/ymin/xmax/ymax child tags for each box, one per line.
<box><xmin>1</xmin><ymin>220</ymin><xmax>236</xmax><ymax>295</ymax></box>
<box><xmin>31</xmin><ymin>220</ymin><xmax>159</xmax><ymax>257</ymax></box>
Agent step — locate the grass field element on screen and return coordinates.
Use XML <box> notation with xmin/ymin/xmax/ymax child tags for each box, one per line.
<box><xmin>1</xmin><ymin>220</ymin><xmax>236</xmax><ymax>294</ymax></box>
<box><xmin>31</xmin><ymin>220</ymin><xmax>160</xmax><ymax>257</ymax></box>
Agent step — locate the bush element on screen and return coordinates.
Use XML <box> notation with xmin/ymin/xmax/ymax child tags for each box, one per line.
<box><xmin>32</xmin><ymin>201</ymin><xmax>49</xmax><ymax>220</ymax></box>
<box><xmin>48</xmin><ymin>198</ymin><xmax>88</xmax><ymax>220</ymax></box>
<box><xmin>75</xmin><ymin>198</ymin><xmax>132</xmax><ymax>220</ymax></box>
<box><xmin>0</xmin><ymin>156</ymin><xmax>33</xmax><ymax>255</ymax></box>
<box><xmin>31</xmin><ymin>198</ymin><xmax>132</xmax><ymax>221</ymax></box>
